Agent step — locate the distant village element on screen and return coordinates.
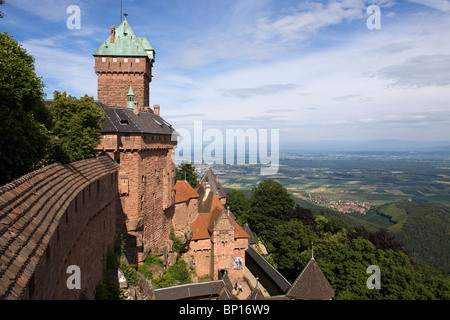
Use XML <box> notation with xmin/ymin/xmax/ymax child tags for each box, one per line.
<box><xmin>297</xmin><ymin>194</ymin><xmax>371</xmax><ymax>215</ymax></box>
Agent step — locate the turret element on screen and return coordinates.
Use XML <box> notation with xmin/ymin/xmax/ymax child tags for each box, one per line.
<box><xmin>93</xmin><ymin>18</ymin><xmax>155</xmax><ymax>109</ymax></box>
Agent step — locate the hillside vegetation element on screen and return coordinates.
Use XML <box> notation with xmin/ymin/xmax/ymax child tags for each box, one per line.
<box><xmin>226</xmin><ymin>180</ymin><xmax>450</xmax><ymax>300</ymax></box>
<box><xmin>369</xmin><ymin>202</ymin><xmax>450</xmax><ymax>275</ymax></box>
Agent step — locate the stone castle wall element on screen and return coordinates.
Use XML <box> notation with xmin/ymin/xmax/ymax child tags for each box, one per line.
<box><xmin>100</xmin><ymin>133</ymin><xmax>177</xmax><ymax>264</ymax></box>
<box><xmin>0</xmin><ymin>157</ymin><xmax>121</xmax><ymax>300</ymax></box>
<box><xmin>95</xmin><ymin>56</ymin><xmax>152</xmax><ymax>109</ymax></box>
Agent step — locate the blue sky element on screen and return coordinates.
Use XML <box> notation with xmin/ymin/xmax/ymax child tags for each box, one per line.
<box><xmin>1</xmin><ymin>0</ymin><xmax>450</xmax><ymax>144</ymax></box>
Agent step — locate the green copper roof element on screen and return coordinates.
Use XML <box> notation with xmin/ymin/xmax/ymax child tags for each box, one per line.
<box><xmin>93</xmin><ymin>19</ymin><xmax>155</xmax><ymax>61</ymax></box>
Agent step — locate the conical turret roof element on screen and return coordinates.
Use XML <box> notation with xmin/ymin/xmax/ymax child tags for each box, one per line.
<box><xmin>286</xmin><ymin>258</ymin><xmax>335</xmax><ymax>300</ymax></box>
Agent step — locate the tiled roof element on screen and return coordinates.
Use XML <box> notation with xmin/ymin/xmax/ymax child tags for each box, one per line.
<box><xmin>200</xmin><ymin>169</ymin><xmax>226</xmax><ymax>199</ymax></box>
<box><xmin>190</xmin><ymin>183</ymin><xmax>249</xmax><ymax>241</ymax></box>
<box><xmin>44</xmin><ymin>100</ymin><xmax>176</xmax><ymax>136</ymax></box>
<box><xmin>190</xmin><ymin>214</ymin><xmax>211</xmax><ymax>241</ymax></box>
<box><xmin>245</xmin><ymin>246</ymin><xmax>291</xmax><ymax>294</ymax></box>
<box><xmin>286</xmin><ymin>258</ymin><xmax>335</xmax><ymax>300</ymax></box>
<box><xmin>246</xmin><ymin>287</ymin><xmax>266</xmax><ymax>300</ymax></box>
<box><xmin>154</xmin><ymin>280</ymin><xmax>231</xmax><ymax>300</ymax></box>
<box><xmin>0</xmin><ymin>156</ymin><xmax>119</xmax><ymax>299</ymax></box>
<box><xmin>195</xmin><ymin>183</ymin><xmax>221</xmax><ymax>214</ymax></box>
<box><xmin>174</xmin><ymin>181</ymin><xmax>199</xmax><ymax>204</ymax></box>
<box><xmin>99</xmin><ymin>103</ymin><xmax>175</xmax><ymax>135</ymax></box>
<box><xmin>243</xmin><ymin>224</ymin><xmax>257</xmax><ymax>245</ymax></box>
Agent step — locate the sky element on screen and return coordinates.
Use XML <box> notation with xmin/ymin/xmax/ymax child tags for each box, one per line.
<box><xmin>1</xmin><ymin>0</ymin><xmax>450</xmax><ymax>146</ymax></box>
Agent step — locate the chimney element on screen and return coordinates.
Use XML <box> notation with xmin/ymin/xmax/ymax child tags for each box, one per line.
<box><xmin>203</xmin><ymin>183</ymin><xmax>210</xmax><ymax>201</ymax></box>
<box><xmin>110</xmin><ymin>24</ymin><xmax>115</xmax><ymax>43</ymax></box>
<box><xmin>133</xmin><ymin>102</ymin><xmax>139</xmax><ymax>115</ymax></box>
<box><xmin>154</xmin><ymin>104</ymin><xmax>160</xmax><ymax>116</ymax></box>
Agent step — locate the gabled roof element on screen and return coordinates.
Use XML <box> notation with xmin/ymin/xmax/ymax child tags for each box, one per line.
<box><xmin>195</xmin><ymin>183</ymin><xmax>222</xmax><ymax>215</ymax></box>
<box><xmin>44</xmin><ymin>100</ymin><xmax>176</xmax><ymax>136</ymax></box>
<box><xmin>99</xmin><ymin>103</ymin><xmax>175</xmax><ymax>135</ymax></box>
<box><xmin>286</xmin><ymin>258</ymin><xmax>335</xmax><ymax>300</ymax></box>
<box><xmin>93</xmin><ymin>19</ymin><xmax>155</xmax><ymax>61</ymax></box>
<box><xmin>190</xmin><ymin>182</ymin><xmax>249</xmax><ymax>241</ymax></box>
<box><xmin>243</xmin><ymin>224</ymin><xmax>257</xmax><ymax>245</ymax></box>
<box><xmin>247</xmin><ymin>287</ymin><xmax>266</xmax><ymax>300</ymax></box>
<box><xmin>200</xmin><ymin>169</ymin><xmax>226</xmax><ymax>199</ymax></box>
<box><xmin>154</xmin><ymin>280</ymin><xmax>231</xmax><ymax>300</ymax></box>
<box><xmin>174</xmin><ymin>181</ymin><xmax>199</xmax><ymax>204</ymax></box>
<box><xmin>245</xmin><ymin>245</ymin><xmax>291</xmax><ymax>294</ymax></box>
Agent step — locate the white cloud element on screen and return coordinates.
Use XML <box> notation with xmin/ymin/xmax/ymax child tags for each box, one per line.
<box><xmin>221</xmin><ymin>84</ymin><xmax>300</xmax><ymax>99</ymax></box>
<box><xmin>9</xmin><ymin>0</ymin><xmax>82</xmax><ymax>22</ymax></box>
<box><xmin>408</xmin><ymin>0</ymin><xmax>450</xmax><ymax>12</ymax></box>
<box><xmin>22</xmin><ymin>39</ymin><xmax>97</xmax><ymax>98</ymax></box>
<box><xmin>253</xmin><ymin>0</ymin><xmax>366</xmax><ymax>42</ymax></box>
<box><xmin>378</xmin><ymin>54</ymin><xmax>450</xmax><ymax>88</ymax></box>
<box><xmin>155</xmin><ymin>5</ymin><xmax>450</xmax><ymax>141</ymax></box>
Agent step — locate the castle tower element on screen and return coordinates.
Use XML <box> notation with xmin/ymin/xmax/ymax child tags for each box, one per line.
<box><xmin>93</xmin><ymin>19</ymin><xmax>155</xmax><ymax>110</ymax></box>
<box><xmin>94</xmin><ymin>19</ymin><xmax>177</xmax><ymax>265</ymax></box>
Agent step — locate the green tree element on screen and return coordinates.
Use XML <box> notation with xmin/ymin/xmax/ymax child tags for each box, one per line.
<box><xmin>248</xmin><ymin>179</ymin><xmax>295</xmax><ymax>248</ymax></box>
<box><xmin>0</xmin><ymin>32</ymin><xmax>53</xmax><ymax>185</ymax></box>
<box><xmin>226</xmin><ymin>190</ymin><xmax>251</xmax><ymax>224</ymax></box>
<box><xmin>272</xmin><ymin>219</ymin><xmax>318</xmax><ymax>281</ymax></box>
<box><xmin>48</xmin><ymin>91</ymin><xmax>104</xmax><ymax>164</ymax></box>
<box><xmin>294</xmin><ymin>228</ymin><xmax>450</xmax><ymax>300</ymax></box>
<box><xmin>175</xmin><ymin>161</ymin><xmax>198</xmax><ymax>188</ymax></box>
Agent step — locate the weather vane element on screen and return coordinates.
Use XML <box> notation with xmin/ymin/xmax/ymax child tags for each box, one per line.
<box><xmin>120</xmin><ymin>1</ymin><xmax>129</xmax><ymax>22</ymax></box>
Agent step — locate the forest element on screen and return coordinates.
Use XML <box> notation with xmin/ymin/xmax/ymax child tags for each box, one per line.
<box><xmin>226</xmin><ymin>180</ymin><xmax>450</xmax><ymax>300</ymax></box>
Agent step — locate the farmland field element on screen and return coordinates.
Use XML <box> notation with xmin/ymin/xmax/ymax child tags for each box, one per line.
<box><xmin>202</xmin><ymin>150</ymin><xmax>450</xmax><ymax>211</ymax></box>
<box><xmin>194</xmin><ymin>149</ymin><xmax>450</xmax><ymax>274</ymax></box>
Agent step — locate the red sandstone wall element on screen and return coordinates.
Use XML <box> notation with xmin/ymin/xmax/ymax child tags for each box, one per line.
<box><xmin>140</xmin><ymin>148</ymin><xmax>175</xmax><ymax>259</ymax></box>
<box><xmin>173</xmin><ymin>202</ymin><xmax>189</xmax><ymax>230</ymax></box>
<box><xmin>210</xmin><ymin>214</ymin><xmax>248</xmax><ymax>281</ymax></box>
<box><xmin>96</xmin><ymin>132</ymin><xmax>176</xmax><ymax>264</ymax></box>
<box><xmin>189</xmin><ymin>239</ymin><xmax>212</xmax><ymax>279</ymax></box>
<box><xmin>95</xmin><ymin>56</ymin><xmax>152</xmax><ymax>108</ymax></box>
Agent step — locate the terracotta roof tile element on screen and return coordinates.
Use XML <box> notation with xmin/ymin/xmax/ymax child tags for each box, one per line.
<box><xmin>190</xmin><ymin>182</ymin><xmax>249</xmax><ymax>240</ymax></box>
<box><xmin>190</xmin><ymin>214</ymin><xmax>211</xmax><ymax>241</ymax></box>
<box><xmin>0</xmin><ymin>156</ymin><xmax>119</xmax><ymax>300</ymax></box>
<box><xmin>174</xmin><ymin>181</ymin><xmax>199</xmax><ymax>204</ymax></box>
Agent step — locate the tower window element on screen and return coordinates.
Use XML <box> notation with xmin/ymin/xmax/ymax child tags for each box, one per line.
<box><xmin>102</xmin><ymin>57</ymin><xmax>106</xmax><ymax>62</ymax></box>
<box><xmin>124</xmin><ymin>58</ymin><xmax>128</xmax><ymax>63</ymax></box>
<box><xmin>135</xmin><ymin>58</ymin><xmax>140</xmax><ymax>63</ymax></box>
<box><xmin>113</xmin><ymin>58</ymin><xmax>117</xmax><ymax>63</ymax></box>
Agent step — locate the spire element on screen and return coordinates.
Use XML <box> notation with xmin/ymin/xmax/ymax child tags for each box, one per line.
<box><xmin>311</xmin><ymin>242</ymin><xmax>314</xmax><ymax>260</ymax></box>
<box><xmin>126</xmin><ymin>83</ymin><xmax>135</xmax><ymax>109</ymax></box>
